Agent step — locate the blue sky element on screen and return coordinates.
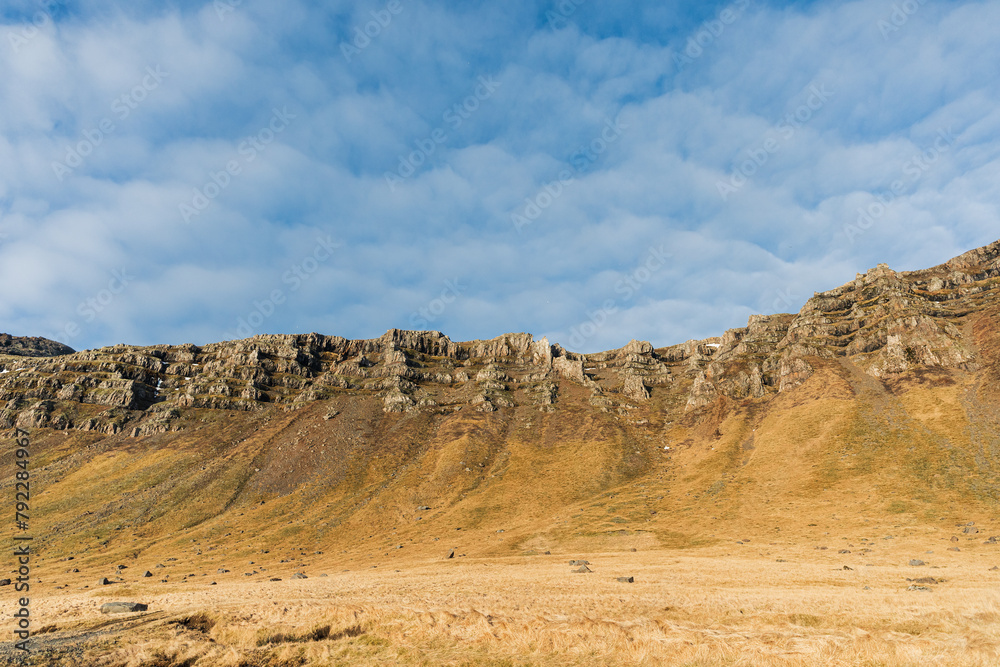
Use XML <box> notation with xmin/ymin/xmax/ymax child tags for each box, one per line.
<box><xmin>2</xmin><ymin>0</ymin><xmax>999</xmax><ymax>353</ymax></box>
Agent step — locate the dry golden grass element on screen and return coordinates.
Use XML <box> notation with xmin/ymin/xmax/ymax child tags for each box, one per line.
<box><xmin>22</xmin><ymin>546</ymin><xmax>1000</xmax><ymax>666</ymax></box>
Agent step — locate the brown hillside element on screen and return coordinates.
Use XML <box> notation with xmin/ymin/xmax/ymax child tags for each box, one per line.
<box><xmin>3</xmin><ymin>240</ymin><xmax>1000</xmax><ymax>665</ymax></box>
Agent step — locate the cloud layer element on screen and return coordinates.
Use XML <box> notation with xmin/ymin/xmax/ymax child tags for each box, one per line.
<box><xmin>2</xmin><ymin>0</ymin><xmax>999</xmax><ymax>353</ymax></box>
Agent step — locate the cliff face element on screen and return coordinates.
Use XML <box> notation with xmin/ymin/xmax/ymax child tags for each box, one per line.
<box><xmin>690</xmin><ymin>240</ymin><xmax>1000</xmax><ymax>406</ymax></box>
<box><xmin>2</xmin><ymin>240</ymin><xmax>998</xmax><ymax>436</ymax></box>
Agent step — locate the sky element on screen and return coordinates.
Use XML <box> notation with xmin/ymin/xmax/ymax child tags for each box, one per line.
<box><xmin>2</xmin><ymin>0</ymin><xmax>999</xmax><ymax>354</ymax></box>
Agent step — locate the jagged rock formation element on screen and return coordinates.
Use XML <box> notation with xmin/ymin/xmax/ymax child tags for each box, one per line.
<box><xmin>2</xmin><ymin>240</ymin><xmax>1000</xmax><ymax>434</ymax></box>
<box><xmin>682</xmin><ymin>240</ymin><xmax>1000</xmax><ymax>408</ymax></box>
<box><xmin>0</xmin><ymin>333</ymin><xmax>74</xmax><ymax>357</ymax></box>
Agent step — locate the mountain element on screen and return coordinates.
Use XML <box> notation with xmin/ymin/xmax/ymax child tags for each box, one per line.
<box><xmin>3</xmin><ymin>239</ymin><xmax>1000</xmax><ymax>584</ymax></box>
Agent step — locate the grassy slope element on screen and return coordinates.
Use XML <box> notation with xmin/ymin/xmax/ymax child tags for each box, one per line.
<box><xmin>5</xmin><ymin>349</ymin><xmax>999</xmax><ymax>588</ymax></box>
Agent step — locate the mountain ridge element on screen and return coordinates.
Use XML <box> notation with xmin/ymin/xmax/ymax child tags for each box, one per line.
<box><xmin>3</xmin><ymin>238</ymin><xmax>1000</xmax><ymax>591</ymax></box>
<box><xmin>2</xmin><ymin>238</ymin><xmax>999</xmax><ymax>435</ymax></box>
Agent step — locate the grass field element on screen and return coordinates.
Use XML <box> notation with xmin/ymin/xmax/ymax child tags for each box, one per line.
<box><xmin>16</xmin><ymin>538</ymin><xmax>1000</xmax><ymax>666</ymax></box>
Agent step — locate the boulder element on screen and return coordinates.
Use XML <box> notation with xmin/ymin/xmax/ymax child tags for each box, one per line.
<box><xmin>101</xmin><ymin>602</ymin><xmax>148</xmax><ymax>614</ymax></box>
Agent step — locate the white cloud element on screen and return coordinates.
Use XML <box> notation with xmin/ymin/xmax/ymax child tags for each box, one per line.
<box><xmin>2</xmin><ymin>1</ymin><xmax>999</xmax><ymax>353</ymax></box>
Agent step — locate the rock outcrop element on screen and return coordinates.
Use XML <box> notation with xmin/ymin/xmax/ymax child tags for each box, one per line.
<box><xmin>3</xmin><ymin>239</ymin><xmax>1000</xmax><ymax>432</ymax></box>
<box><xmin>0</xmin><ymin>334</ymin><xmax>74</xmax><ymax>357</ymax></box>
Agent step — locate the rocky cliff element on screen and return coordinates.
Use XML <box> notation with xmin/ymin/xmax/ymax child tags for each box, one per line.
<box><xmin>2</xmin><ymin>240</ymin><xmax>998</xmax><ymax>438</ymax></box>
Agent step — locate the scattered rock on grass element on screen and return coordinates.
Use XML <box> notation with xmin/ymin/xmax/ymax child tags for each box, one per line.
<box><xmin>101</xmin><ymin>602</ymin><xmax>148</xmax><ymax>614</ymax></box>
